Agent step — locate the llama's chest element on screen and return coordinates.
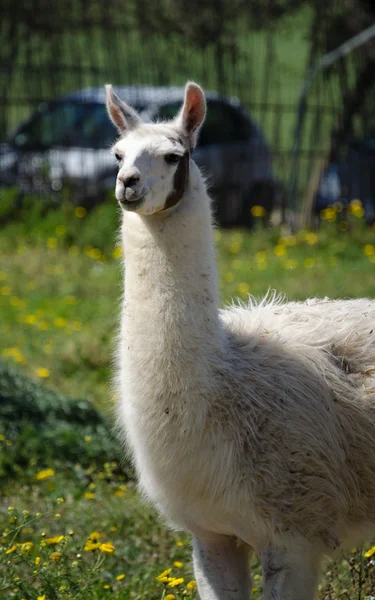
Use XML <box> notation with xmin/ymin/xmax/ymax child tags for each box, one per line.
<box><xmin>117</xmin><ymin>386</ymin><xmax>247</xmax><ymax>528</ymax></box>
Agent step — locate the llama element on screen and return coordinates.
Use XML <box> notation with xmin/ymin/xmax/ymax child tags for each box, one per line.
<box><xmin>106</xmin><ymin>81</ymin><xmax>375</xmax><ymax>600</ymax></box>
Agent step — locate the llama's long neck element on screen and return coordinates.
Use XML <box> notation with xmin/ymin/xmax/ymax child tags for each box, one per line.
<box><xmin>119</xmin><ymin>164</ymin><xmax>224</xmax><ymax>405</ymax></box>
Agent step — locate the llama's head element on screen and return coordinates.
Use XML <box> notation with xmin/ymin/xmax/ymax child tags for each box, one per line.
<box><xmin>105</xmin><ymin>82</ymin><xmax>206</xmax><ymax>215</ymax></box>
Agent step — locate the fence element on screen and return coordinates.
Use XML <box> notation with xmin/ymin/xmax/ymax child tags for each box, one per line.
<box><xmin>1</xmin><ymin>1</ymin><xmax>374</xmax><ymax>226</ymax></box>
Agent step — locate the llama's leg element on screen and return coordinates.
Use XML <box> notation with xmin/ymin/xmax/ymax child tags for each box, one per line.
<box><xmin>261</xmin><ymin>545</ymin><xmax>322</xmax><ymax>600</ymax></box>
<box><xmin>192</xmin><ymin>534</ymin><xmax>252</xmax><ymax>600</ymax></box>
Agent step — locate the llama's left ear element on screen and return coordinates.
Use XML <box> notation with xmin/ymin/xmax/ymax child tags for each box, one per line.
<box><xmin>175</xmin><ymin>82</ymin><xmax>206</xmax><ymax>149</ymax></box>
<box><xmin>105</xmin><ymin>84</ymin><xmax>141</xmax><ymax>133</ymax></box>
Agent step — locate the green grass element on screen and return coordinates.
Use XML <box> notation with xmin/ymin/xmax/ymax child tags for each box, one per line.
<box><xmin>0</xmin><ymin>193</ymin><xmax>375</xmax><ymax>598</ymax></box>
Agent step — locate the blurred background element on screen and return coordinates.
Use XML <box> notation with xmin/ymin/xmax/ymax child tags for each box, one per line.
<box><xmin>1</xmin><ymin>0</ymin><xmax>375</xmax><ymax>227</ymax></box>
<box><xmin>0</xmin><ymin>3</ymin><xmax>375</xmax><ymax>599</ymax></box>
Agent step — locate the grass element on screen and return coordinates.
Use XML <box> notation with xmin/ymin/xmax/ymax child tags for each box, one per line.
<box><xmin>0</xmin><ymin>191</ymin><xmax>375</xmax><ymax>598</ymax></box>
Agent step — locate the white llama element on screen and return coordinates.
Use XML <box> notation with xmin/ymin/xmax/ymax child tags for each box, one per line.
<box><xmin>106</xmin><ymin>81</ymin><xmax>375</xmax><ymax>600</ymax></box>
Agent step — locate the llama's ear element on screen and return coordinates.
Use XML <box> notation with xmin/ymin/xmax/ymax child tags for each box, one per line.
<box><xmin>105</xmin><ymin>84</ymin><xmax>141</xmax><ymax>133</ymax></box>
<box><xmin>175</xmin><ymin>82</ymin><xmax>206</xmax><ymax>149</ymax></box>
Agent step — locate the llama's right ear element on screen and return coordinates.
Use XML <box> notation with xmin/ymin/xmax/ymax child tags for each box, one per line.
<box><xmin>175</xmin><ymin>82</ymin><xmax>206</xmax><ymax>149</ymax></box>
<box><xmin>105</xmin><ymin>85</ymin><xmax>141</xmax><ymax>133</ymax></box>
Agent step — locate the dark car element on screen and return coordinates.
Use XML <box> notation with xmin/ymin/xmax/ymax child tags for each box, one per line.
<box><xmin>0</xmin><ymin>86</ymin><xmax>278</xmax><ymax>226</ymax></box>
<box><xmin>314</xmin><ymin>134</ymin><xmax>375</xmax><ymax>223</ymax></box>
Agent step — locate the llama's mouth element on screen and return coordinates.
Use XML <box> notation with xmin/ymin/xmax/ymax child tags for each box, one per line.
<box><xmin>120</xmin><ymin>196</ymin><xmax>145</xmax><ymax>211</ymax></box>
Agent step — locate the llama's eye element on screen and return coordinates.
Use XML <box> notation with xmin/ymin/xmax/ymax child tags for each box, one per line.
<box><xmin>164</xmin><ymin>153</ymin><xmax>180</xmax><ymax>165</ymax></box>
<box><xmin>115</xmin><ymin>153</ymin><xmax>122</xmax><ymax>162</ymax></box>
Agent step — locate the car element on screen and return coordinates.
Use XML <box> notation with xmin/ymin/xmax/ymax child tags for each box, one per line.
<box><xmin>314</xmin><ymin>133</ymin><xmax>375</xmax><ymax>224</ymax></box>
<box><xmin>0</xmin><ymin>86</ymin><xmax>278</xmax><ymax>227</ymax></box>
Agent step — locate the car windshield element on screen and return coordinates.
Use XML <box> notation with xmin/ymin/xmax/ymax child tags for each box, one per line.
<box><xmin>12</xmin><ymin>101</ymin><xmax>136</xmax><ymax>150</ymax></box>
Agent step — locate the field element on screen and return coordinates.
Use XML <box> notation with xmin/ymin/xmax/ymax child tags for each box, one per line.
<box><xmin>0</xmin><ymin>193</ymin><xmax>375</xmax><ymax>599</ymax></box>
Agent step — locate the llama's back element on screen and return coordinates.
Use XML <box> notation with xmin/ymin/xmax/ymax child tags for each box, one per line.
<box><xmin>221</xmin><ymin>293</ymin><xmax>375</xmax><ymax>394</ymax></box>
<box><xmin>219</xmin><ymin>294</ymin><xmax>375</xmax><ymax>548</ymax></box>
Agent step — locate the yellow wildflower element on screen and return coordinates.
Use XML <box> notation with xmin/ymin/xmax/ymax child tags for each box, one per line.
<box><xmin>50</xmin><ymin>552</ymin><xmax>61</xmax><ymax>562</ymax></box>
<box><xmin>85</xmin><ymin>492</ymin><xmax>95</xmax><ymax>500</ymax></box>
<box><xmin>46</xmin><ymin>536</ymin><xmax>64</xmax><ymax>545</ymax></box>
<box><xmin>100</xmin><ymin>542</ymin><xmax>115</xmax><ymax>554</ymax></box>
<box><xmin>320</xmin><ymin>206</ymin><xmax>336</xmax><ymax>221</ymax></box>
<box><xmin>35</xmin><ymin>556</ymin><xmax>41</xmax><ymax>565</ymax></box>
<box><xmin>21</xmin><ymin>542</ymin><xmax>34</xmax><ymax>552</ymax></box>
<box><xmin>348</xmin><ymin>199</ymin><xmax>364</xmax><ymax>218</ymax></box>
<box><xmin>251</xmin><ymin>205</ymin><xmax>266</xmax><ymax>217</ymax></box>
<box><xmin>6</xmin><ymin>544</ymin><xmax>17</xmax><ymax>554</ymax></box>
<box><xmin>84</xmin><ymin>540</ymin><xmax>101</xmax><ymax>552</ymax></box>
<box><xmin>116</xmin><ymin>574</ymin><xmax>126</xmax><ymax>581</ymax></box>
<box><xmin>37</xmin><ymin>596</ymin><xmax>46</xmax><ymax>600</ymax></box>
<box><xmin>36</xmin><ymin>468</ymin><xmax>55</xmax><ymax>480</ymax></box>
<box><xmin>26</xmin><ymin>314</ymin><xmax>37</xmax><ymax>325</ymax></box>
<box><xmin>112</xmin><ymin>246</ymin><xmax>123</xmax><ymax>259</ymax></box>
<box><xmin>273</xmin><ymin>244</ymin><xmax>286</xmax><ymax>257</ymax></box>
<box><xmin>173</xmin><ymin>561</ymin><xmax>183</xmax><ymax>568</ymax></box>
<box><xmin>176</xmin><ymin>540</ymin><xmax>184</xmax><ymax>547</ymax></box>
<box><xmin>284</xmin><ymin>259</ymin><xmax>297</xmax><ymax>270</ymax></box>
<box><xmin>168</xmin><ymin>577</ymin><xmax>185</xmax><ymax>587</ymax></box>
<box><xmin>103</xmin><ymin>584</ymin><xmax>111</xmax><ymax>589</ymax></box>
<box><xmin>229</xmin><ymin>241</ymin><xmax>241</xmax><ymax>254</ymax></box>
<box><xmin>165</xmin><ymin>596</ymin><xmax>176</xmax><ymax>600</ymax></box>
<box><xmin>305</xmin><ymin>232</ymin><xmax>318</xmax><ymax>245</ymax></box>
<box><xmin>364</xmin><ymin>545</ymin><xmax>375</xmax><ymax>558</ymax></box>
<box><xmin>36</xmin><ymin>368</ymin><xmax>50</xmax><ymax>379</ymax></box>
<box><xmin>85</xmin><ymin>246</ymin><xmax>102</xmax><ymax>260</ymax></box>
<box><xmin>187</xmin><ymin>580</ymin><xmax>197</xmax><ymax>591</ymax></box>
<box><xmin>156</xmin><ymin>568</ymin><xmax>172</xmax><ymax>580</ymax></box>
<box><xmin>2</xmin><ymin>347</ymin><xmax>25</xmax><ymax>363</ymax></box>
<box><xmin>54</xmin><ymin>317</ymin><xmax>67</xmax><ymax>328</ymax></box>
<box><xmin>89</xmin><ymin>531</ymin><xmax>103</xmax><ymax>541</ymax></box>
<box><xmin>9</xmin><ymin>296</ymin><xmax>24</xmax><ymax>307</ymax></box>
<box><xmin>238</xmin><ymin>282</ymin><xmax>250</xmax><ymax>294</ymax></box>
<box><xmin>75</xmin><ymin>206</ymin><xmax>87</xmax><ymax>218</ymax></box>
<box><xmin>363</xmin><ymin>244</ymin><xmax>375</xmax><ymax>257</ymax></box>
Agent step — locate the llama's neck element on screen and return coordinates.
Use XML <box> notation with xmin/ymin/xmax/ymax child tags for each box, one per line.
<box><xmin>120</xmin><ymin>166</ymin><xmax>224</xmax><ymax>402</ymax></box>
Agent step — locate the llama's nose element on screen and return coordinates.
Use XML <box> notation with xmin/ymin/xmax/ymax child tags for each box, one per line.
<box><xmin>118</xmin><ymin>170</ymin><xmax>141</xmax><ymax>201</ymax></box>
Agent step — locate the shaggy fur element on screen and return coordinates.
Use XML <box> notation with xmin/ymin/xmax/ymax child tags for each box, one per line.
<box><xmin>107</xmin><ymin>82</ymin><xmax>375</xmax><ymax>599</ymax></box>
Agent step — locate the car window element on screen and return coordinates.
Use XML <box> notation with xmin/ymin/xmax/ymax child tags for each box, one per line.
<box><xmin>13</xmin><ymin>102</ymin><xmax>117</xmax><ymax>150</ymax></box>
<box><xmin>156</xmin><ymin>100</ymin><xmax>252</xmax><ymax>146</ymax></box>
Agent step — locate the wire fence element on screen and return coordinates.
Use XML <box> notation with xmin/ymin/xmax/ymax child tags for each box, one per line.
<box><xmin>1</xmin><ymin>1</ymin><xmax>374</xmax><ymax>227</ymax></box>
